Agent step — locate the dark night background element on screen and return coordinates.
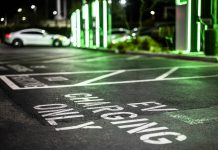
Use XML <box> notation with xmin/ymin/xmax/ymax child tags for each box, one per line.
<box><xmin>0</xmin><ymin>0</ymin><xmax>175</xmax><ymax>26</ymax></box>
<box><xmin>0</xmin><ymin>0</ymin><xmax>175</xmax><ymax>42</ymax></box>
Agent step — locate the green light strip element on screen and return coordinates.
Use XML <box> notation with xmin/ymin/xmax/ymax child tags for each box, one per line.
<box><xmin>176</xmin><ymin>0</ymin><xmax>187</xmax><ymax>6</ymax></box>
<box><xmin>197</xmin><ymin>0</ymin><xmax>201</xmax><ymax>51</ymax></box>
<box><xmin>103</xmin><ymin>0</ymin><xmax>107</xmax><ymax>48</ymax></box>
<box><xmin>92</xmin><ymin>0</ymin><xmax>100</xmax><ymax>47</ymax></box>
<box><xmin>95</xmin><ymin>0</ymin><xmax>100</xmax><ymax>47</ymax></box>
<box><xmin>214</xmin><ymin>0</ymin><xmax>218</xmax><ymax>24</ymax></box>
<box><xmin>187</xmin><ymin>0</ymin><xmax>191</xmax><ymax>52</ymax></box>
<box><xmin>71</xmin><ymin>12</ymin><xmax>77</xmax><ymax>47</ymax></box>
<box><xmin>76</xmin><ymin>9</ymin><xmax>81</xmax><ymax>47</ymax></box>
<box><xmin>70</xmin><ymin>13</ymin><xmax>74</xmax><ymax>44</ymax></box>
<box><xmin>83</xmin><ymin>4</ymin><xmax>89</xmax><ymax>47</ymax></box>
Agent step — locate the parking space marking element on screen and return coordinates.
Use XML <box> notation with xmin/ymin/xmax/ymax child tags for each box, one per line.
<box><xmin>126</xmin><ymin>56</ymin><xmax>141</xmax><ymax>60</ymax></box>
<box><xmin>155</xmin><ymin>67</ymin><xmax>179</xmax><ymax>80</ymax></box>
<box><xmin>84</xmin><ymin>56</ymin><xmax>120</xmax><ymax>62</ymax></box>
<box><xmin>1</xmin><ymin>64</ymin><xmax>218</xmax><ymax>90</ymax></box>
<box><xmin>42</xmin><ymin>55</ymin><xmax>143</xmax><ymax>63</ymax></box>
<box><xmin>2</xmin><ymin>64</ymin><xmax>218</xmax><ymax>77</ymax></box>
<box><xmin>41</xmin><ymin>55</ymin><xmax>119</xmax><ymax>63</ymax></box>
<box><xmin>84</xmin><ymin>74</ymin><xmax>218</xmax><ymax>86</ymax></box>
<box><xmin>74</xmin><ymin>70</ymin><xmax>126</xmax><ymax>86</ymax></box>
<box><xmin>3</xmin><ymin>70</ymin><xmax>116</xmax><ymax>77</ymax></box>
<box><xmin>1</xmin><ymin>73</ymin><xmax>218</xmax><ymax>90</ymax></box>
<box><xmin>0</xmin><ymin>76</ymin><xmax>20</xmax><ymax>89</ymax></box>
<box><xmin>41</xmin><ymin>55</ymin><xmax>92</xmax><ymax>63</ymax></box>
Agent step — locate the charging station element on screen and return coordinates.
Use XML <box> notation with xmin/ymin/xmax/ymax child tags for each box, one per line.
<box><xmin>71</xmin><ymin>0</ymin><xmax>112</xmax><ymax>49</ymax></box>
<box><xmin>176</xmin><ymin>0</ymin><xmax>218</xmax><ymax>55</ymax></box>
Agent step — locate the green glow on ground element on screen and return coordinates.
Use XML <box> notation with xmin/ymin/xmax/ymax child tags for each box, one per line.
<box><xmin>166</xmin><ymin>106</ymin><xmax>218</xmax><ymax>125</ymax></box>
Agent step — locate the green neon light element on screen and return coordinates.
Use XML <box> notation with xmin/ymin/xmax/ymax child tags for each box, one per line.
<box><xmin>176</xmin><ymin>0</ymin><xmax>187</xmax><ymax>5</ymax></box>
<box><xmin>205</xmin><ymin>25</ymin><xmax>208</xmax><ymax>30</ymax></box>
<box><xmin>83</xmin><ymin>4</ymin><xmax>89</xmax><ymax>47</ymax></box>
<box><xmin>71</xmin><ymin>12</ymin><xmax>77</xmax><ymax>47</ymax></box>
<box><xmin>197</xmin><ymin>0</ymin><xmax>201</xmax><ymax>51</ymax></box>
<box><xmin>103</xmin><ymin>0</ymin><xmax>107</xmax><ymax>48</ymax></box>
<box><xmin>92</xmin><ymin>0</ymin><xmax>100</xmax><ymax>47</ymax></box>
<box><xmin>70</xmin><ymin>13</ymin><xmax>74</xmax><ymax>44</ymax></box>
<box><xmin>76</xmin><ymin>9</ymin><xmax>81</xmax><ymax>47</ymax></box>
<box><xmin>187</xmin><ymin>0</ymin><xmax>191</xmax><ymax>52</ymax></box>
<box><xmin>214</xmin><ymin>0</ymin><xmax>218</xmax><ymax>24</ymax></box>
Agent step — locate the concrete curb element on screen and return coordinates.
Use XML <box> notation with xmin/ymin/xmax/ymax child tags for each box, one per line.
<box><xmin>126</xmin><ymin>51</ymin><xmax>218</xmax><ymax>63</ymax></box>
<box><xmin>72</xmin><ymin>47</ymin><xmax>218</xmax><ymax>63</ymax></box>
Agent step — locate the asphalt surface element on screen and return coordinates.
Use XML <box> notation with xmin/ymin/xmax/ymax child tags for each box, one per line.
<box><xmin>0</xmin><ymin>45</ymin><xmax>218</xmax><ymax>150</ymax></box>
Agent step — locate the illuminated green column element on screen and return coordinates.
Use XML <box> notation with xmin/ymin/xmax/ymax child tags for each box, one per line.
<box><xmin>102</xmin><ymin>0</ymin><xmax>108</xmax><ymax>48</ymax></box>
<box><xmin>187</xmin><ymin>0</ymin><xmax>198</xmax><ymax>52</ymax></box>
<box><xmin>92</xmin><ymin>0</ymin><xmax>100</xmax><ymax>47</ymax></box>
<box><xmin>82</xmin><ymin>4</ymin><xmax>90</xmax><ymax>48</ymax></box>
<box><xmin>89</xmin><ymin>4</ymin><xmax>94</xmax><ymax>48</ymax></box>
<box><xmin>213</xmin><ymin>0</ymin><xmax>218</xmax><ymax>25</ymax></box>
<box><xmin>98</xmin><ymin>0</ymin><xmax>108</xmax><ymax>48</ymax></box>
<box><xmin>70</xmin><ymin>0</ymin><xmax>111</xmax><ymax>49</ymax></box>
<box><xmin>80</xmin><ymin>9</ymin><xmax>85</xmax><ymax>47</ymax></box>
<box><xmin>71</xmin><ymin>12</ymin><xmax>77</xmax><ymax>47</ymax></box>
<box><xmin>107</xmin><ymin>0</ymin><xmax>112</xmax><ymax>45</ymax></box>
<box><xmin>197</xmin><ymin>0</ymin><xmax>202</xmax><ymax>51</ymax></box>
<box><xmin>76</xmin><ymin>9</ymin><xmax>81</xmax><ymax>47</ymax></box>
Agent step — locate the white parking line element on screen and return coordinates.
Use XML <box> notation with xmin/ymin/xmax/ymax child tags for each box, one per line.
<box><xmin>155</xmin><ymin>67</ymin><xmax>179</xmax><ymax>80</ymax></box>
<box><xmin>42</xmin><ymin>55</ymin><xmax>90</xmax><ymax>63</ymax></box>
<box><xmin>84</xmin><ymin>56</ymin><xmax>119</xmax><ymax>62</ymax></box>
<box><xmin>42</xmin><ymin>55</ymin><xmax>119</xmax><ymax>63</ymax></box>
<box><xmin>1</xmin><ymin>74</ymin><xmax>218</xmax><ymax>90</ymax></box>
<box><xmin>0</xmin><ymin>76</ymin><xmax>20</xmax><ymax>89</ymax></box>
<box><xmin>83</xmin><ymin>74</ymin><xmax>218</xmax><ymax>86</ymax></box>
<box><xmin>2</xmin><ymin>64</ymin><xmax>218</xmax><ymax>77</ymax></box>
<box><xmin>74</xmin><ymin>70</ymin><xmax>125</xmax><ymax>86</ymax></box>
<box><xmin>1</xmin><ymin>64</ymin><xmax>218</xmax><ymax>90</ymax></box>
<box><xmin>126</xmin><ymin>56</ymin><xmax>141</xmax><ymax>60</ymax></box>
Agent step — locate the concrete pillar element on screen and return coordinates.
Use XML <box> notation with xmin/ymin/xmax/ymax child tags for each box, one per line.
<box><xmin>56</xmin><ymin>0</ymin><xmax>62</xmax><ymax>20</ymax></box>
<box><xmin>63</xmin><ymin>0</ymin><xmax>67</xmax><ymax>19</ymax></box>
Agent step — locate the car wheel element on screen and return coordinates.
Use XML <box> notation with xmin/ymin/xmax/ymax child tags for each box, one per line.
<box><xmin>53</xmin><ymin>39</ymin><xmax>62</xmax><ymax>47</ymax></box>
<box><xmin>12</xmin><ymin>39</ymin><xmax>23</xmax><ymax>48</ymax></box>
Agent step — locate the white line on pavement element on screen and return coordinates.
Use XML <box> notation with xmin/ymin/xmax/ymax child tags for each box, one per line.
<box><xmin>0</xmin><ymin>76</ymin><xmax>20</xmax><ymax>90</ymax></box>
<box><xmin>3</xmin><ymin>70</ymin><xmax>116</xmax><ymax>77</ymax></box>
<box><xmin>41</xmin><ymin>55</ymin><xmax>90</xmax><ymax>63</ymax></box>
<box><xmin>42</xmin><ymin>55</ymin><xmax>119</xmax><ymax>63</ymax></box>
<box><xmin>2</xmin><ymin>64</ymin><xmax>218</xmax><ymax>77</ymax></box>
<box><xmin>2</xmin><ymin>74</ymin><xmax>218</xmax><ymax>90</ymax></box>
<box><xmin>126</xmin><ymin>56</ymin><xmax>141</xmax><ymax>60</ymax></box>
<box><xmin>74</xmin><ymin>70</ymin><xmax>125</xmax><ymax>86</ymax></box>
<box><xmin>84</xmin><ymin>56</ymin><xmax>119</xmax><ymax>62</ymax></box>
<box><xmin>155</xmin><ymin>67</ymin><xmax>179</xmax><ymax>80</ymax></box>
<box><xmin>83</xmin><ymin>74</ymin><xmax>218</xmax><ymax>86</ymax></box>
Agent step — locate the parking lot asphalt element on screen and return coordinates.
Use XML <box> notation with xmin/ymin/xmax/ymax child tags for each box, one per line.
<box><xmin>0</xmin><ymin>46</ymin><xmax>218</xmax><ymax>150</ymax></box>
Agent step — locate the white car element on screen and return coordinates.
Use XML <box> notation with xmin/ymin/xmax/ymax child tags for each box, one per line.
<box><xmin>110</xmin><ymin>28</ymin><xmax>131</xmax><ymax>44</ymax></box>
<box><xmin>4</xmin><ymin>28</ymin><xmax>71</xmax><ymax>47</ymax></box>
